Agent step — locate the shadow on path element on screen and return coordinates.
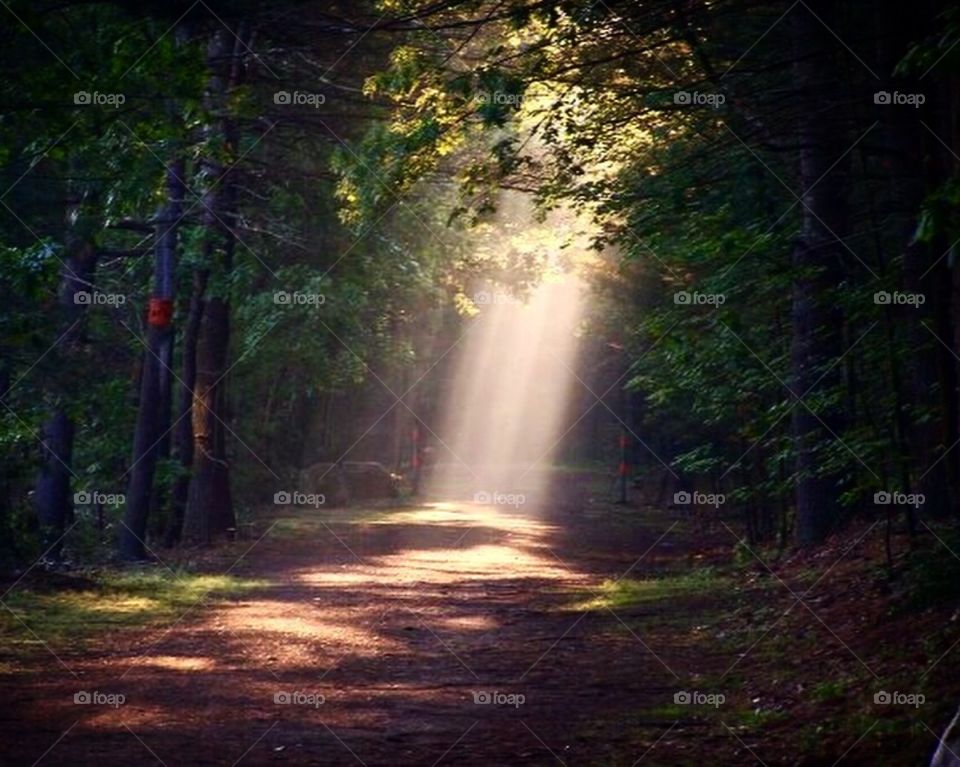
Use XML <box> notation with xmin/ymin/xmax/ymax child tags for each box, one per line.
<box><xmin>2</xmin><ymin>482</ymin><xmax>734</xmax><ymax>766</ymax></box>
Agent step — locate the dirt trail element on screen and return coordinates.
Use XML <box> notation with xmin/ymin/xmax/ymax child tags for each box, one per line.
<box><xmin>2</xmin><ymin>491</ymin><xmax>738</xmax><ymax>766</ymax></box>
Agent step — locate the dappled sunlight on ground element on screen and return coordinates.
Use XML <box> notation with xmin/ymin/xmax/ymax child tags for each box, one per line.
<box><xmin>368</xmin><ymin>543</ymin><xmax>570</xmax><ymax>584</ymax></box>
<box><xmin>431</xmin><ymin>614</ymin><xmax>498</xmax><ymax>632</ymax></box>
<box><xmin>82</xmin><ymin>596</ymin><xmax>161</xmax><ymax>614</ymax></box>
<box><xmin>3</xmin><ymin>492</ymin><xmax>693</xmax><ymax>766</ymax></box>
<box><xmin>219</xmin><ymin>600</ymin><xmax>394</xmax><ymax>656</ymax></box>
<box><xmin>294</xmin><ymin>503</ymin><xmax>579</xmax><ymax>591</ymax></box>
<box><xmin>295</xmin><ymin>569</ymin><xmax>383</xmax><ymax>587</ymax></box>
<box><xmin>370</xmin><ymin>501</ymin><xmax>555</xmax><ymax>534</ymax></box>
<box><xmin>135</xmin><ymin>654</ymin><xmax>216</xmax><ymax>671</ymax></box>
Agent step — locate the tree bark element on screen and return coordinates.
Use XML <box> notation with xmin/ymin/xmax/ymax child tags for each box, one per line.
<box><xmin>184</xmin><ymin>290</ymin><xmax>235</xmax><ymax>543</ymax></box>
<box><xmin>182</xmin><ymin>26</ymin><xmax>244</xmax><ymax>544</ymax></box>
<box><xmin>790</xmin><ymin>1</ymin><xmax>850</xmax><ymax>546</ymax></box>
<box><xmin>34</xmin><ymin>409</ymin><xmax>75</xmax><ymax>556</ymax></box>
<box><xmin>120</xmin><ymin>158</ymin><xmax>185</xmax><ymax>560</ymax></box>
<box><xmin>33</xmin><ymin>188</ymin><xmax>97</xmax><ymax>559</ymax></box>
<box><xmin>164</xmin><ymin>269</ymin><xmax>207</xmax><ymax>546</ymax></box>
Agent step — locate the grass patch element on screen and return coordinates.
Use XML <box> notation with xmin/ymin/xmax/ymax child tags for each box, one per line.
<box><xmin>811</xmin><ymin>678</ymin><xmax>849</xmax><ymax>702</ymax></box>
<box><xmin>733</xmin><ymin>539</ymin><xmax>783</xmax><ymax>570</ymax></box>
<box><xmin>734</xmin><ymin>707</ymin><xmax>791</xmax><ymax>728</ymax></box>
<box><xmin>643</xmin><ymin>703</ymin><xmax>700</xmax><ymax>719</ymax></box>
<box><xmin>268</xmin><ymin>506</ymin><xmax>388</xmax><ymax>537</ymax></box>
<box><xmin>568</xmin><ymin>567</ymin><xmax>727</xmax><ymax>611</ymax></box>
<box><xmin>0</xmin><ymin>568</ymin><xmax>270</xmax><ymax>654</ymax></box>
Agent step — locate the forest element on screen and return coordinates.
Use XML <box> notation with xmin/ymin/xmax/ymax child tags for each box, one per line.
<box><xmin>2</xmin><ymin>0</ymin><xmax>960</xmax><ymax>764</ymax></box>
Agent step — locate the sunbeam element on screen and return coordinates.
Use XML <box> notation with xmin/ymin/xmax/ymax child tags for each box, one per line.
<box><xmin>426</xmin><ymin>195</ymin><xmax>591</xmax><ymax>510</ymax></box>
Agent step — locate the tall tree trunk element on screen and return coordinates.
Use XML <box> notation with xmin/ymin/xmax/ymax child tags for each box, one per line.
<box><xmin>878</xmin><ymin>1</ymin><xmax>952</xmax><ymax>522</ymax></box>
<box><xmin>120</xmin><ymin>158</ymin><xmax>185</xmax><ymax>559</ymax></box>
<box><xmin>33</xmin><ymin>188</ymin><xmax>97</xmax><ymax>558</ymax></box>
<box><xmin>34</xmin><ymin>409</ymin><xmax>75</xmax><ymax>556</ymax></box>
<box><xmin>182</xmin><ymin>27</ymin><xmax>244</xmax><ymax>544</ymax></box>
<box><xmin>185</xmin><ymin>289</ymin><xmax>235</xmax><ymax>543</ymax></box>
<box><xmin>790</xmin><ymin>1</ymin><xmax>850</xmax><ymax>546</ymax></box>
<box><xmin>164</xmin><ymin>269</ymin><xmax>207</xmax><ymax>546</ymax></box>
<box><xmin>944</xmin><ymin>67</ymin><xmax>960</xmax><ymax>514</ymax></box>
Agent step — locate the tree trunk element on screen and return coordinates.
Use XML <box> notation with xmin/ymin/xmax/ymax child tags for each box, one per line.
<box><xmin>184</xmin><ymin>292</ymin><xmax>235</xmax><ymax>543</ymax></box>
<box><xmin>34</xmin><ymin>409</ymin><xmax>75</xmax><ymax>556</ymax></box>
<box><xmin>164</xmin><ymin>270</ymin><xmax>207</xmax><ymax>546</ymax></box>
<box><xmin>120</xmin><ymin>158</ymin><xmax>185</xmax><ymax>560</ymax></box>
<box><xmin>790</xmin><ymin>1</ymin><xmax>849</xmax><ymax>546</ymax></box>
<box><xmin>182</xmin><ymin>27</ymin><xmax>244</xmax><ymax>544</ymax></box>
<box><xmin>33</xmin><ymin>189</ymin><xmax>97</xmax><ymax>559</ymax></box>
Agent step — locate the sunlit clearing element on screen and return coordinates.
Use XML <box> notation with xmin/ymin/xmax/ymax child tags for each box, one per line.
<box><xmin>428</xmin><ymin>192</ymin><xmax>593</xmax><ymax>509</ymax></box>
